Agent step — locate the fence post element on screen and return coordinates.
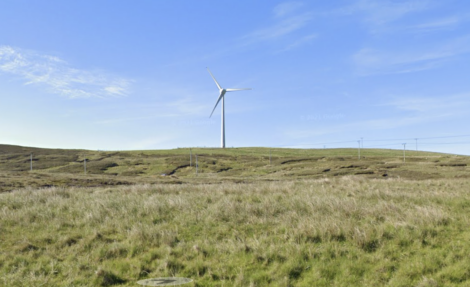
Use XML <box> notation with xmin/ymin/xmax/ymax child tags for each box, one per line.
<box><xmin>402</xmin><ymin>143</ymin><xmax>406</xmax><ymax>162</ymax></box>
<box><xmin>357</xmin><ymin>141</ymin><xmax>361</xmax><ymax>160</ymax></box>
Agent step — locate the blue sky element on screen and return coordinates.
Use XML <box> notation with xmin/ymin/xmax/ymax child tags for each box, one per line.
<box><xmin>1</xmin><ymin>0</ymin><xmax>470</xmax><ymax>154</ymax></box>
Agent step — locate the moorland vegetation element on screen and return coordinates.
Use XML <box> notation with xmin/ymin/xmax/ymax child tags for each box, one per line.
<box><xmin>1</xmin><ymin>144</ymin><xmax>470</xmax><ymax>286</ymax></box>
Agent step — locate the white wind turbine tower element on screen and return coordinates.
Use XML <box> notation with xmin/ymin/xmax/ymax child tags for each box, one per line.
<box><xmin>207</xmin><ymin>67</ymin><xmax>251</xmax><ymax>148</ymax></box>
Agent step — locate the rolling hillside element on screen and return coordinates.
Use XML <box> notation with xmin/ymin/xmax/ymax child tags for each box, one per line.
<box><xmin>1</xmin><ymin>144</ymin><xmax>468</xmax><ymax>192</ymax></box>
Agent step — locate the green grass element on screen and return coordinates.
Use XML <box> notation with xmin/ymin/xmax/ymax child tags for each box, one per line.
<box><xmin>1</xmin><ymin>144</ymin><xmax>469</xmax><ymax>193</ymax></box>
<box><xmin>2</xmin><ymin>178</ymin><xmax>470</xmax><ymax>286</ymax></box>
<box><xmin>1</xmin><ymin>144</ymin><xmax>470</xmax><ymax>286</ymax></box>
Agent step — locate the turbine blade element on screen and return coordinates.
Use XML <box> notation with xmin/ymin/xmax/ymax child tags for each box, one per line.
<box><xmin>226</xmin><ymin>88</ymin><xmax>252</xmax><ymax>92</ymax></box>
<box><xmin>210</xmin><ymin>91</ymin><xmax>224</xmax><ymax>118</ymax></box>
<box><xmin>207</xmin><ymin>67</ymin><xmax>222</xmax><ymax>90</ymax></box>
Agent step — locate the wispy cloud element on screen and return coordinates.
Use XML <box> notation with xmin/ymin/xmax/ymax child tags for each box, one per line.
<box><xmin>387</xmin><ymin>93</ymin><xmax>470</xmax><ymax>114</ymax></box>
<box><xmin>380</xmin><ymin>13</ymin><xmax>470</xmax><ymax>35</ymax></box>
<box><xmin>0</xmin><ymin>46</ymin><xmax>132</xmax><ymax>99</ymax></box>
<box><xmin>343</xmin><ymin>0</ymin><xmax>431</xmax><ymax>25</ymax></box>
<box><xmin>240</xmin><ymin>1</ymin><xmax>314</xmax><ymax>47</ymax></box>
<box><xmin>163</xmin><ymin>2</ymin><xmax>316</xmax><ymax>65</ymax></box>
<box><xmin>284</xmin><ymin>91</ymin><xmax>470</xmax><ymax>142</ymax></box>
<box><xmin>407</xmin><ymin>16</ymin><xmax>461</xmax><ymax>32</ymax></box>
<box><xmin>284</xmin><ymin>116</ymin><xmax>418</xmax><ymax>141</ymax></box>
<box><xmin>276</xmin><ymin>33</ymin><xmax>317</xmax><ymax>53</ymax></box>
<box><xmin>244</xmin><ymin>12</ymin><xmax>314</xmax><ymax>43</ymax></box>
<box><xmin>284</xmin><ymin>112</ymin><xmax>453</xmax><ymax>141</ymax></box>
<box><xmin>273</xmin><ymin>2</ymin><xmax>304</xmax><ymax>18</ymax></box>
<box><xmin>352</xmin><ymin>35</ymin><xmax>470</xmax><ymax>75</ymax></box>
<box><xmin>95</xmin><ymin>115</ymin><xmax>169</xmax><ymax>125</ymax></box>
<box><xmin>95</xmin><ymin>89</ymin><xmax>213</xmax><ymax>125</ymax></box>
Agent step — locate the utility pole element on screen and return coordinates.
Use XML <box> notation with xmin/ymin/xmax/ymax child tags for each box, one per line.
<box><xmin>30</xmin><ymin>153</ymin><xmax>33</xmax><ymax>171</ymax></box>
<box><xmin>402</xmin><ymin>143</ymin><xmax>406</xmax><ymax>162</ymax></box>
<box><xmin>358</xmin><ymin>140</ymin><xmax>361</xmax><ymax>160</ymax></box>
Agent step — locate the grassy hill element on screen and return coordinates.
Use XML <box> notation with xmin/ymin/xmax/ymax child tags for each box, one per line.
<box><xmin>0</xmin><ymin>144</ymin><xmax>469</xmax><ymax>193</ymax></box>
<box><xmin>2</xmin><ymin>144</ymin><xmax>470</xmax><ymax>286</ymax></box>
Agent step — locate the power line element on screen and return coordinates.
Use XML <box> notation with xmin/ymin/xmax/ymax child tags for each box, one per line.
<box><xmin>419</xmin><ymin>134</ymin><xmax>470</xmax><ymax>140</ymax></box>
<box><xmin>418</xmin><ymin>141</ymin><xmax>470</xmax><ymax>145</ymax></box>
<box><xmin>277</xmin><ymin>134</ymin><xmax>470</xmax><ymax>149</ymax></box>
<box><xmin>366</xmin><ymin>134</ymin><xmax>470</xmax><ymax>142</ymax></box>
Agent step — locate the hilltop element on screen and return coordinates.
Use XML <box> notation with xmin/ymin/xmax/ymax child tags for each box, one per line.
<box><xmin>1</xmin><ymin>144</ymin><xmax>468</xmax><ymax>192</ymax></box>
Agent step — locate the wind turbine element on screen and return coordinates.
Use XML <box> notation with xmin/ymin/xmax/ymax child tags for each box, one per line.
<box><xmin>207</xmin><ymin>68</ymin><xmax>251</xmax><ymax>148</ymax></box>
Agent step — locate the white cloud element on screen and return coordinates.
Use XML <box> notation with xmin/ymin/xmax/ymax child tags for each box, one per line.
<box><xmin>241</xmin><ymin>2</ymin><xmax>314</xmax><ymax>46</ymax></box>
<box><xmin>276</xmin><ymin>33</ymin><xmax>317</xmax><ymax>53</ymax></box>
<box><xmin>352</xmin><ymin>35</ymin><xmax>470</xmax><ymax>75</ymax></box>
<box><xmin>283</xmin><ymin>91</ymin><xmax>470</xmax><ymax>143</ymax></box>
<box><xmin>166</xmin><ymin>3</ymin><xmax>315</xmax><ymax>63</ymax></box>
<box><xmin>353</xmin><ymin>48</ymin><xmax>442</xmax><ymax>75</ymax></box>
<box><xmin>284</xmin><ymin>112</ymin><xmax>453</xmax><ymax>142</ymax></box>
<box><xmin>387</xmin><ymin>93</ymin><xmax>470</xmax><ymax>114</ymax></box>
<box><xmin>95</xmin><ymin>90</ymin><xmax>213</xmax><ymax>125</ymax></box>
<box><xmin>103</xmin><ymin>84</ymin><xmax>129</xmax><ymax>96</ymax></box>
<box><xmin>0</xmin><ymin>45</ymin><xmax>132</xmax><ymax>99</ymax></box>
<box><xmin>408</xmin><ymin>16</ymin><xmax>461</xmax><ymax>32</ymax></box>
<box><xmin>95</xmin><ymin>115</ymin><xmax>167</xmax><ymax>125</ymax></box>
<box><xmin>273</xmin><ymin>2</ymin><xmax>304</xmax><ymax>18</ymax></box>
<box><xmin>244</xmin><ymin>12</ymin><xmax>314</xmax><ymax>42</ymax></box>
<box><xmin>344</xmin><ymin>0</ymin><xmax>431</xmax><ymax>25</ymax></box>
